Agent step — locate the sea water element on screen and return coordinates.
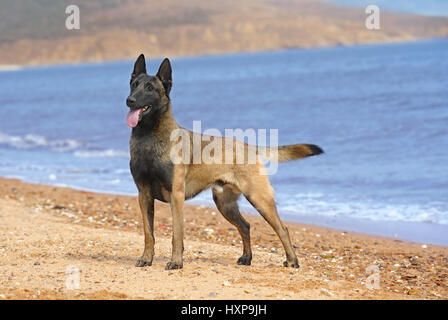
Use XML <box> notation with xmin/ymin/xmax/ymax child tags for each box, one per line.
<box><xmin>1</xmin><ymin>39</ymin><xmax>447</xmax><ymax>245</ymax></box>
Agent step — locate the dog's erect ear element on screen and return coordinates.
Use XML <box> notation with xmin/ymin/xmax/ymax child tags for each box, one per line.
<box><xmin>156</xmin><ymin>58</ymin><xmax>172</xmax><ymax>96</ymax></box>
<box><xmin>131</xmin><ymin>54</ymin><xmax>147</xmax><ymax>80</ymax></box>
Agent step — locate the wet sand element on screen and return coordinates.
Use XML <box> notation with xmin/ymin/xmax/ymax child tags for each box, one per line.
<box><xmin>0</xmin><ymin>178</ymin><xmax>446</xmax><ymax>299</ymax></box>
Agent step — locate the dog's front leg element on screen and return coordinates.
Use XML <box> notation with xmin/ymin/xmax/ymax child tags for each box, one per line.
<box><xmin>135</xmin><ymin>186</ymin><xmax>155</xmax><ymax>267</ymax></box>
<box><xmin>165</xmin><ymin>165</ymin><xmax>185</xmax><ymax>270</ymax></box>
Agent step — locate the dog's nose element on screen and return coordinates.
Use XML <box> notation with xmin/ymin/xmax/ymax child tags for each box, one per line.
<box><xmin>126</xmin><ymin>96</ymin><xmax>136</xmax><ymax>108</ymax></box>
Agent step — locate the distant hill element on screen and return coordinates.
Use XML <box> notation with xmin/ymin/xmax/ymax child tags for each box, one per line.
<box><xmin>329</xmin><ymin>0</ymin><xmax>448</xmax><ymax>17</ymax></box>
<box><xmin>0</xmin><ymin>0</ymin><xmax>447</xmax><ymax>66</ymax></box>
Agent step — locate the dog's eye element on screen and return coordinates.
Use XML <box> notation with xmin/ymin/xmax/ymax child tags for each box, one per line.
<box><xmin>146</xmin><ymin>84</ymin><xmax>153</xmax><ymax>91</ymax></box>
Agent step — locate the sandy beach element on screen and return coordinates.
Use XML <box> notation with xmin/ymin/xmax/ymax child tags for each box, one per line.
<box><xmin>0</xmin><ymin>178</ymin><xmax>446</xmax><ymax>300</ymax></box>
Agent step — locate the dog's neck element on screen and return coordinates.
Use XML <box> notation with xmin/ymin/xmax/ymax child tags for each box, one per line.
<box><xmin>131</xmin><ymin>102</ymin><xmax>178</xmax><ymax>139</ymax></box>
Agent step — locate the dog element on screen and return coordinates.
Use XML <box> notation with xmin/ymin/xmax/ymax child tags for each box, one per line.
<box><xmin>126</xmin><ymin>54</ymin><xmax>323</xmax><ymax>270</ymax></box>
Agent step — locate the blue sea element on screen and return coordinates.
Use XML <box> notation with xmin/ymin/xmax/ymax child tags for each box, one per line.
<box><xmin>1</xmin><ymin>39</ymin><xmax>447</xmax><ymax>245</ymax></box>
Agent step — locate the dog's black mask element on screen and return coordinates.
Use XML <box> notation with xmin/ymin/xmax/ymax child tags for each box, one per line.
<box><xmin>126</xmin><ymin>54</ymin><xmax>172</xmax><ymax>128</ymax></box>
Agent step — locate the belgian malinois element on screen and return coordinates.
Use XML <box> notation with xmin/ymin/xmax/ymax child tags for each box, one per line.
<box><xmin>126</xmin><ymin>54</ymin><xmax>323</xmax><ymax>270</ymax></box>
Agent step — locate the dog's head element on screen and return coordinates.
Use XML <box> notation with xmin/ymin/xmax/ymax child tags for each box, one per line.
<box><xmin>126</xmin><ymin>54</ymin><xmax>172</xmax><ymax>128</ymax></box>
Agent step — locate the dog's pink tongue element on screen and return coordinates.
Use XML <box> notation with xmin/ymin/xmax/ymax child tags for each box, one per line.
<box><xmin>126</xmin><ymin>109</ymin><xmax>142</xmax><ymax>128</ymax></box>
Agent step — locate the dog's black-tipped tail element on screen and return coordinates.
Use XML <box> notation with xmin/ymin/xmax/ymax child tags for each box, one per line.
<box><xmin>258</xmin><ymin>144</ymin><xmax>324</xmax><ymax>163</ymax></box>
<box><xmin>278</xmin><ymin>144</ymin><xmax>324</xmax><ymax>162</ymax></box>
<box><xmin>305</xmin><ymin>144</ymin><xmax>324</xmax><ymax>157</ymax></box>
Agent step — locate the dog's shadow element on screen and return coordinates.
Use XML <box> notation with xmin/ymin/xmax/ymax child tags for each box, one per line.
<box><xmin>65</xmin><ymin>252</ymin><xmax>140</xmax><ymax>266</ymax></box>
<box><xmin>64</xmin><ymin>252</ymin><xmax>234</xmax><ymax>267</ymax></box>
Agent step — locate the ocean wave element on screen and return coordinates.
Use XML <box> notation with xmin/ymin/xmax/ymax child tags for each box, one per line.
<box><xmin>0</xmin><ymin>132</ymin><xmax>83</xmax><ymax>152</ymax></box>
<box><xmin>74</xmin><ymin>149</ymin><xmax>129</xmax><ymax>158</ymax></box>
<box><xmin>0</xmin><ymin>65</ymin><xmax>22</xmax><ymax>72</ymax></box>
<box><xmin>189</xmin><ymin>189</ymin><xmax>448</xmax><ymax>226</ymax></box>
<box><xmin>278</xmin><ymin>194</ymin><xmax>448</xmax><ymax>226</ymax></box>
<box><xmin>0</xmin><ymin>132</ymin><xmax>130</xmax><ymax>159</ymax></box>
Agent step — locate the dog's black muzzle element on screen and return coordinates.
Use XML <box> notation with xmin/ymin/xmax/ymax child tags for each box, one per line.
<box><xmin>126</xmin><ymin>96</ymin><xmax>137</xmax><ymax>108</ymax></box>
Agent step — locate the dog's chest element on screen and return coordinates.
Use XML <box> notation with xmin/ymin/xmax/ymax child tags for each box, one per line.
<box><xmin>130</xmin><ymin>135</ymin><xmax>173</xmax><ymax>201</ymax></box>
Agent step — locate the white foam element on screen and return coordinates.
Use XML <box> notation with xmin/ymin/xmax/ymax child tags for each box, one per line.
<box><xmin>0</xmin><ymin>65</ymin><xmax>22</xmax><ymax>72</ymax></box>
<box><xmin>277</xmin><ymin>193</ymin><xmax>448</xmax><ymax>226</ymax></box>
<box><xmin>0</xmin><ymin>132</ymin><xmax>83</xmax><ymax>152</ymax></box>
<box><xmin>0</xmin><ymin>132</ymin><xmax>129</xmax><ymax>159</ymax></box>
<box><xmin>74</xmin><ymin>149</ymin><xmax>129</xmax><ymax>158</ymax></box>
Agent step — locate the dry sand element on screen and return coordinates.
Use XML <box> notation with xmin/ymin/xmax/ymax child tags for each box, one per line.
<box><xmin>0</xmin><ymin>178</ymin><xmax>446</xmax><ymax>300</ymax></box>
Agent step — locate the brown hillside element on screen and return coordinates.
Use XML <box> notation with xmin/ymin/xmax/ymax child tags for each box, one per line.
<box><xmin>0</xmin><ymin>0</ymin><xmax>447</xmax><ymax>65</ymax></box>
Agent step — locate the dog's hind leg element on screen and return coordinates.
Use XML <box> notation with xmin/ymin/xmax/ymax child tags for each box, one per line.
<box><xmin>136</xmin><ymin>185</ymin><xmax>155</xmax><ymax>267</ymax></box>
<box><xmin>241</xmin><ymin>176</ymin><xmax>299</xmax><ymax>268</ymax></box>
<box><xmin>212</xmin><ymin>184</ymin><xmax>252</xmax><ymax>265</ymax></box>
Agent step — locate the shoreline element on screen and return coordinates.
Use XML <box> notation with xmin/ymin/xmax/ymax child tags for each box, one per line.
<box><xmin>1</xmin><ymin>38</ymin><xmax>446</xmax><ymax>70</ymax></box>
<box><xmin>0</xmin><ymin>177</ymin><xmax>447</xmax><ymax>299</ymax></box>
<box><xmin>4</xmin><ymin>174</ymin><xmax>448</xmax><ymax>247</ymax></box>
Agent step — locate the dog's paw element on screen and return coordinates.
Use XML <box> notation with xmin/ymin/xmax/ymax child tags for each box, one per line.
<box><xmin>283</xmin><ymin>258</ymin><xmax>300</xmax><ymax>268</ymax></box>
<box><xmin>135</xmin><ymin>257</ymin><xmax>152</xmax><ymax>267</ymax></box>
<box><xmin>165</xmin><ymin>261</ymin><xmax>183</xmax><ymax>270</ymax></box>
<box><xmin>237</xmin><ymin>255</ymin><xmax>252</xmax><ymax>266</ymax></box>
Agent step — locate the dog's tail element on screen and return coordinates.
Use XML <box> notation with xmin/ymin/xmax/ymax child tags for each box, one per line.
<box><xmin>257</xmin><ymin>144</ymin><xmax>324</xmax><ymax>163</ymax></box>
